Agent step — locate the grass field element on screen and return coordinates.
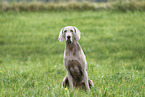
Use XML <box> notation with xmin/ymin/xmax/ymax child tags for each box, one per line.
<box><xmin>0</xmin><ymin>11</ymin><xmax>145</xmax><ymax>96</ymax></box>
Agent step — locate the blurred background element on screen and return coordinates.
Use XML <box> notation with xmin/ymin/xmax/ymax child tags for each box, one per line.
<box><xmin>0</xmin><ymin>0</ymin><xmax>144</xmax><ymax>12</ymax></box>
<box><xmin>1</xmin><ymin>0</ymin><xmax>108</xmax><ymax>2</ymax></box>
<box><xmin>0</xmin><ymin>0</ymin><xmax>144</xmax><ymax>2</ymax></box>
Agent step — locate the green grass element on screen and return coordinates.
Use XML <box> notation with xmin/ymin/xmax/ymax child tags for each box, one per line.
<box><xmin>0</xmin><ymin>11</ymin><xmax>145</xmax><ymax>96</ymax></box>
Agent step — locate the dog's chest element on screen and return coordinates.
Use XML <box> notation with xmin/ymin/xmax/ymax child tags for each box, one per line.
<box><xmin>67</xmin><ymin>60</ymin><xmax>83</xmax><ymax>82</ymax></box>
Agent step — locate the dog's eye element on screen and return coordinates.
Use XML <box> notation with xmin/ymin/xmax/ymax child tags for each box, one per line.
<box><xmin>64</xmin><ymin>30</ymin><xmax>67</xmax><ymax>33</ymax></box>
<box><xmin>70</xmin><ymin>30</ymin><xmax>73</xmax><ymax>32</ymax></box>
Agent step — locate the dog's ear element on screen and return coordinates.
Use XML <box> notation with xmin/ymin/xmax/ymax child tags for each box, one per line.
<box><xmin>58</xmin><ymin>28</ymin><xmax>64</xmax><ymax>42</ymax></box>
<box><xmin>73</xmin><ymin>26</ymin><xmax>81</xmax><ymax>41</ymax></box>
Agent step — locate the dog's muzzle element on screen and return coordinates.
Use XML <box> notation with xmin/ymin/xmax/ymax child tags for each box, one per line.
<box><xmin>67</xmin><ymin>36</ymin><xmax>71</xmax><ymax>44</ymax></box>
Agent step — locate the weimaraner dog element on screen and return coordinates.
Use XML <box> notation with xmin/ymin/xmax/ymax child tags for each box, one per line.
<box><xmin>58</xmin><ymin>26</ymin><xmax>94</xmax><ymax>92</ymax></box>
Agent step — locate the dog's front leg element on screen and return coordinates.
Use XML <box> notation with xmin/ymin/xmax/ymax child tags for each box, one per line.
<box><xmin>83</xmin><ymin>70</ymin><xmax>90</xmax><ymax>92</ymax></box>
<box><xmin>67</xmin><ymin>71</ymin><xmax>73</xmax><ymax>89</ymax></box>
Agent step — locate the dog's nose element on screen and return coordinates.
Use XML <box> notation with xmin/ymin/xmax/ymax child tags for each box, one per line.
<box><xmin>67</xmin><ymin>36</ymin><xmax>71</xmax><ymax>39</ymax></box>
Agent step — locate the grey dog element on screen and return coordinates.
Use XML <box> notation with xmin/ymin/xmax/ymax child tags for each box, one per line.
<box><xmin>58</xmin><ymin>26</ymin><xmax>94</xmax><ymax>92</ymax></box>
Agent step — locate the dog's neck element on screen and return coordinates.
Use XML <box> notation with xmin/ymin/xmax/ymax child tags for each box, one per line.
<box><xmin>65</xmin><ymin>41</ymin><xmax>81</xmax><ymax>60</ymax></box>
<box><xmin>66</xmin><ymin>41</ymin><xmax>77</xmax><ymax>51</ymax></box>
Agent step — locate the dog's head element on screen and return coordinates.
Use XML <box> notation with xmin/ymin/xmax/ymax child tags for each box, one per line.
<box><xmin>58</xmin><ymin>26</ymin><xmax>81</xmax><ymax>44</ymax></box>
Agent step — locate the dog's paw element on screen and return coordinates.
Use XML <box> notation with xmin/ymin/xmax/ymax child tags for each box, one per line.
<box><xmin>87</xmin><ymin>88</ymin><xmax>90</xmax><ymax>92</ymax></box>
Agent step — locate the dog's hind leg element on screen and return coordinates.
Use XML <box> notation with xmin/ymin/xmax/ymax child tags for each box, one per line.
<box><xmin>88</xmin><ymin>79</ymin><xmax>94</xmax><ymax>88</ymax></box>
<box><xmin>62</xmin><ymin>76</ymin><xmax>69</xmax><ymax>88</ymax></box>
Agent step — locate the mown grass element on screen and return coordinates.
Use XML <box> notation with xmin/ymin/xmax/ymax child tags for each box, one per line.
<box><xmin>0</xmin><ymin>11</ymin><xmax>145</xmax><ymax>96</ymax></box>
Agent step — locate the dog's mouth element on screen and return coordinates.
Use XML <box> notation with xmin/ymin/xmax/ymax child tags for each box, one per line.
<box><xmin>67</xmin><ymin>40</ymin><xmax>71</xmax><ymax>44</ymax></box>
